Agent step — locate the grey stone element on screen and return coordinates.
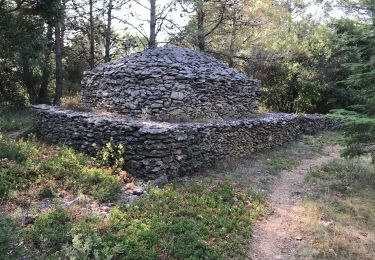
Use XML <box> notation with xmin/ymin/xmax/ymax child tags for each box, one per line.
<box><xmin>80</xmin><ymin>45</ymin><xmax>260</xmax><ymax>122</ymax></box>
<box><xmin>153</xmin><ymin>175</ymin><xmax>169</xmax><ymax>187</ymax></box>
<box><xmin>31</xmin><ymin>105</ymin><xmax>335</xmax><ymax>180</ymax></box>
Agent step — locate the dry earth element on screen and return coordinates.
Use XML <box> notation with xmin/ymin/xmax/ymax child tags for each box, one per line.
<box><xmin>249</xmin><ymin>144</ymin><xmax>341</xmax><ymax>260</ymax></box>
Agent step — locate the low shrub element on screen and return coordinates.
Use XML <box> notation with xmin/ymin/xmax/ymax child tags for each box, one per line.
<box><xmin>37</xmin><ymin>181</ymin><xmax>58</xmax><ymax>199</ymax></box>
<box><xmin>103</xmin><ymin>181</ymin><xmax>260</xmax><ymax>259</ymax></box>
<box><xmin>80</xmin><ymin>168</ymin><xmax>122</xmax><ymax>202</ymax></box>
<box><xmin>59</xmin><ymin>216</ymin><xmax>111</xmax><ymax>259</ymax></box>
<box><xmin>0</xmin><ymin>136</ymin><xmax>123</xmax><ymax>202</ymax></box>
<box><xmin>0</xmin><ymin>170</ymin><xmax>15</xmax><ymax>199</ymax></box>
<box><xmin>0</xmin><ymin>135</ymin><xmax>37</xmax><ymax>163</ymax></box>
<box><xmin>60</xmin><ymin>96</ymin><xmax>88</xmax><ymax>111</ymax></box>
<box><xmin>24</xmin><ymin>207</ymin><xmax>72</xmax><ymax>254</ymax></box>
<box><xmin>0</xmin><ymin>111</ymin><xmax>32</xmax><ymax>133</ymax></box>
<box><xmin>24</xmin><ymin>181</ymin><xmax>264</xmax><ymax>259</ymax></box>
<box><xmin>94</xmin><ymin>138</ymin><xmax>125</xmax><ymax>169</ymax></box>
<box><xmin>0</xmin><ymin>214</ymin><xmax>22</xmax><ymax>258</ymax></box>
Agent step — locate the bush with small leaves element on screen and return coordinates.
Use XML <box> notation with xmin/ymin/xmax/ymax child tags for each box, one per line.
<box><xmin>80</xmin><ymin>168</ymin><xmax>122</xmax><ymax>202</ymax></box>
<box><xmin>94</xmin><ymin>138</ymin><xmax>125</xmax><ymax>169</ymax></box>
<box><xmin>24</xmin><ymin>207</ymin><xmax>72</xmax><ymax>255</ymax></box>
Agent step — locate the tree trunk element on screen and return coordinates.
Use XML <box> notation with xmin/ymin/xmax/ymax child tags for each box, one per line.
<box><xmin>149</xmin><ymin>0</ymin><xmax>157</xmax><ymax>48</ymax></box>
<box><xmin>38</xmin><ymin>25</ymin><xmax>53</xmax><ymax>104</ymax></box>
<box><xmin>197</xmin><ymin>1</ymin><xmax>205</xmax><ymax>51</ymax></box>
<box><xmin>21</xmin><ymin>54</ymin><xmax>37</xmax><ymax>105</ymax></box>
<box><xmin>53</xmin><ymin>23</ymin><xmax>63</xmax><ymax>106</ymax></box>
<box><xmin>228</xmin><ymin>9</ymin><xmax>237</xmax><ymax>68</ymax></box>
<box><xmin>89</xmin><ymin>0</ymin><xmax>95</xmax><ymax>68</ymax></box>
<box><xmin>104</xmin><ymin>0</ymin><xmax>113</xmax><ymax>62</ymax></box>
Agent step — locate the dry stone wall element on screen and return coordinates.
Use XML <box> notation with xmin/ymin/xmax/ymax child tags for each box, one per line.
<box><xmin>32</xmin><ymin>105</ymin><xmax>334</xmax><ymax>180</ymax></box>
<box><xmin>81</xmin><ymin>46</ymin><xmax>260</xmax><ymax>121</ymax></box>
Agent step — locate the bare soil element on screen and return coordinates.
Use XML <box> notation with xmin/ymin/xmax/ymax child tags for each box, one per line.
<box><xmin>249</xmin><ymin>144</ymin><xmax>341</xmax><ymax>260</ymax></box>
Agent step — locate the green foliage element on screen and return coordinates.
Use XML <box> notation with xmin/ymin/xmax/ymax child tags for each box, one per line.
<box><xmin>23</xmin><ymin>181</ymin><xmax>264</xmax><ymax>259</ymax></box>
<box><xmin>0</xmin><ymin>136</ymin><xmax>122</xmax><ymax>202</ymax></box>
<box><xmin>0</xmin><ymin>170</ymin><xmax>15</xmax><ymax>199</ymax></box>
<box><xmin>0</xmin><ymin>215</ymin><xmax>22</xmax><ymax>259</ymax></box>
<box><xmin>0</xmin><ymin>135</ymin><xmax>38</xmax><ymax>163</ymax></box>
<box><xmin>37</xmin><ymin>181</ymin><xmax>58</xmax><ymax>199</ymax></box>
<box><xmin>102</xmin><ymin>181</ymin><xmax>260</xmax><ymax>259</ymax></box>
<box><xmin>330</xmin><ymin>109</ymin><xmax>375</xmax><ymax>162</ymax></box>
<box><xmin>80</xmin><ymin>168</ymin><xmax>122</xmax><ymax>202</ymax></box>
<box><xmin>307</xmin><ymin>158</ymin><xmax>375</xmax><ymax>196</ymax></box>
<box><xmin>59</xmin><ymin>216</ymin><xmax>111</xmax><ymax>259</ymax></box>
<box><xmin>94</xmin><ymin>138</ymin><xmax>125</xmax><ymax>169</ymax></box>
<box><xmin>25</xmin><ymin>207</ymin><xmax>72</xmax><ymax>254</ymax></box>
<box><xmin>0</xmin><ymin>112</ymin><xmax>32</xmax><ymax>132</ymax></box>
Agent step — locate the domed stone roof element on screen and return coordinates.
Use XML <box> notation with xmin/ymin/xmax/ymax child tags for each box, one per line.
<box><xmin>86</xmin><ymin>45</ymin><xmax>248</xmax><ymax>82</ymax></box>
<box><xmin>81</xmin><ymin>45</ymin><xmax>260</xmax><ymax>121</ymax></box>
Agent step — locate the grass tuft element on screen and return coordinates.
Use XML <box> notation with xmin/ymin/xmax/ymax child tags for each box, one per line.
<box><xmin>300</xmin><ymin>158</ymin><xmax>375</xmax><ymax>259</ymax></box>
<box><xmin>0</xmin><ymin>111</ymin><xmax>32</xmax><ymax>133</ymax></box>
<box><xmin>0</xmin><ymin>135</ymin><xmax>122</xmax><ymax>202</ymax></box>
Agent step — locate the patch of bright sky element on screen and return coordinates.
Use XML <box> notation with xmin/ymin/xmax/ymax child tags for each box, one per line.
<box><xmin>112</xmin><ymin>0</ymin><xmax>192</xmax><ymax>44</ymax></box>
<box><xmin>113</xmin><ymin>0</ymin><xmax>347</xmax><ymax>43</ymax></box>
<box><xmin>304</xmin><ymin>0</ymin><xmax>346</xmax><ymax>21</ymax></box>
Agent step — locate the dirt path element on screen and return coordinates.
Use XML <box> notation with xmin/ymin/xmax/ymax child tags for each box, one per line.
<box><xmin>249</xmin><ymin>144</ymin><xmax>341</xmax><ymax>260</ymax></box>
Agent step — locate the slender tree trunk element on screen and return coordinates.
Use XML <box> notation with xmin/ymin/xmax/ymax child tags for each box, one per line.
<box><xmin>89</xmin><ymin>0</ymin><xmax>95</xmax><ymax>68</ymax></box>
<box><xmin>38</xmin><ymin>25</ymin><xmax>53</xmax><ymax>104</ymax></box>
<box><xmin>228</xmin><ymin>9</ymin><xmax>237</xmax><ymax>68</ymax></box>
<box><xmin>149</xmin><ymin>0</ymin><xmax>157</xmax><ymax>48</ymax></box>
<box><xmin>197</xmin><ymin>1</ymin><xmax>205</xmax><ymax>51</ymax></box>
<box><xmin>21</xmin><ymin>54</ymin><xmax>37</xmax><ymax>104</ymax></box>
<box><xmin>104</xmin><ymin>0</ymin><xmax>113</xmax><ymax>62</ymax></box>
<box><xmin>53</xmin><ymin>23</ymin><xmax>63</xmax><ymax>106</ymax></box>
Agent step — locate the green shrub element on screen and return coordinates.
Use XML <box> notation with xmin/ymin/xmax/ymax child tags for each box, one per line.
<box><xmin>103</xmin><ymin>181</ymin><xmax>259</xmax><ymax>259</ymax></box>
<box><xmin>0</xmin><ymin>135</ymin><xmax>37</xmax><ymax>163</ymax></box>
<box><xmin>0</xmin><ymin>136</ymin><xmax>123</xmax><ymax>203</ymax></box>
<box><xmin>0</xmin><ymin>112</ymin><xmax>32</xmax><ymax>132</ymax></box>
<box><xmin>37</xmin><ymin>181</ymin><xmax>58</xmax><ymax>199</ymax></box>
<box><xmin>22</xmin><ymin>181</ymin><xmax>264</xmax><ymax>259</ymax></box>
<box><xmin>41</xmin><ymin>148</ymin><xmax>84</xmax><ymax>183</ymax></box>
<box><xmin>94</xmin><ymin>139</ymin><xmax>125</xmax><ymax>169</ymax></box>
<box><xmin>330</xmin><ymin>109</ymin><xmax>375</xmax><ymax>163</ymax></box>
<box><xmin>80</xmin><ymin>168</ymin><xmax>122</xmax><ymax>202</ymax></box>
<box><xmin>59</xmin><ymin>216</ymin><xmax>111</xmax><ymax>259</ymax></box>
<box><xmin>0</xmin><ymin>215</ymin><xmax>22</xmax><ymax>258</ymax></box>
<box><xmin>0</xmin><ymin>170</ymin><xmax>14</xmax><ymax>199</ymax></box>
<box><xmin>25</xmin><ymin>207</ymin><xmax>72</xmax><ymax>253</ymax></box>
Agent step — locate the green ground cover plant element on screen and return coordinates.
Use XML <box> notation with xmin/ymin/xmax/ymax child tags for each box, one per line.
<box><xmin>15</xmin><ymin>181</ymin><xmax>265</xmax><ymax>259</ymax></box>
<box><xmin>0</xmin><ymin>111</ymin><xmax>32</xmax><ymax>133</ymax></box>
<box><xmin>0</xmin><ymin>135</ymin><xmax>122</xmax><ymax>202</ymax></box>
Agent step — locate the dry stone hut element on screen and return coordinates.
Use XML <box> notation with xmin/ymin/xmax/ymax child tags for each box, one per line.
<box><xmin>32</xmin><ymin>45</ymin><xmax>333</xmax><ymax>180</ymax></box>
<box><xmin>81</xmin><ymin>45</ymin><xmax>260</xmax><ymax>121</ymax></box>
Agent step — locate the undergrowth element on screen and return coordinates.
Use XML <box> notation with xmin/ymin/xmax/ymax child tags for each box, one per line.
<box><xmin>0</xmin><ymin>133</ymin><xmax>266</xmax><ymax>259</ymax></box>
<box><xmin>301</xmin><ymin>158</ymin><xmax>375</xmax><ymax>259</ymax></box>
<box><xmin>0</xmin><ymin>111</ymin><xmax>32</xmax><ymax>133</ymax></box>
<box><xmin>257</xmin><ymin>134</ymin><xmax>331</xmax><ymax>175</ymax></box>
<box><xmin>0</xmin><ymin>135</ymin><xmax>122</xmax><ymax>202</ymax></box>
<box><xmin>4</xmin><ymin>181</ymin><xmax>264</xmax><ymax>259</ymax></box>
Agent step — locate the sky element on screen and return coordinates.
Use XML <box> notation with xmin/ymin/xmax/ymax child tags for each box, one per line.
<box><xmin>112</xmin><ymin>0</ymin><xmax>347</xmax><ymax>44</ymax></box>
<box><xmin>112</xmin><ymin>0</ymin><xmax>191</xmax><ymax>43</ymax></box>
